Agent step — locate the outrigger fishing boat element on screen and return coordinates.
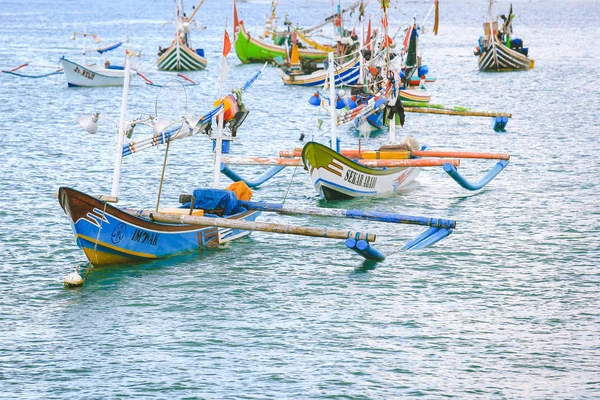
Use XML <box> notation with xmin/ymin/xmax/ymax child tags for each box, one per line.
<box><xmin>1</xmin><ymin>28</ymin><xmax>127</xmax><ymax>85</ymax></box>
<box><xmin>59</xmin><ymin>43</ymin><xmax>457</xmax><ymax>287</ymax></box>
<box><xmin>279</xmin><ymin>1</ymin><xmax>361</xmax><ymax>87</ymax></box>
<box><xmin>302</xmin><ymin>54</ymin><xmax>510</xmax><ymax>200</ymax></box>
<box><xmin>233</xmin><ymin>0</ymin><xmax>330</xmax><ymax>64</ymax></box>
<box><xmin>59</xmin><ymin>28</ymin><xmax>139</xmax><ymax>87</ymax></box>
<box><xmin>281</xmin><ymin>54</ymin><xmax>360</xmax><ymax>87</ymax></box>
<box><xmin>157</xmin><ymin>0</ymin><xmax>207</xmax><ymax>71</ymax></box>
<box><xmin>474</xmin><ymin>1</ymin><xmax>534</xmax><ymax>72</ymax></box>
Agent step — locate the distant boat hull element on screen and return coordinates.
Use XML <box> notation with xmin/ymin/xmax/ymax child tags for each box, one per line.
<box><xmin>157</xmin><ymin>37</ymin><xmax>207</xmax><ymax>71</ymax></box>
<box><xmin>398</xmin><ymin>87</ymin><xmax>432</xmax><ymax>104</ymax></box>
<box><xmin>301</xmin><ymin>142</ymin><xmax>419</xmax><ymax>200</ymax></box>
<box><xmin>57</xmin><ymin>187</ymin><xmax>259</xmax><ymax>267</ymax></box>
<box><xmin>281</xmin><ymin>58</ymin><xmax>360</xmax><ymax>86</ymax></box>
<box><xmin>478</xmin><ymin>34</ymin><xmax>533</xmax><ymax>72</ymax></box>
<box><xmin>60</xmin><ymin>57</ymin><xmax>132</xmax><ymax>87</ymax></box>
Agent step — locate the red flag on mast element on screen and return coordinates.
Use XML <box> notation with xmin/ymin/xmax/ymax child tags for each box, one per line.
<box><xmin>221</xmin><ymin>29</ymin><xmax>231</xmax><ymax>82</ymax></box>
<box><xmin>402</xmin><ymin>25</ymin><xmax>413</xmax><ymax>53</ymax></box>
<box><xmin>233</xmin><ymin>1</ymin><xmax>239</xmax><ymax>39</ymax></box>
<box><xmin>223</xmin><ymin>30</ymin><xmax>232</xmax><ymax>56</ymax></box>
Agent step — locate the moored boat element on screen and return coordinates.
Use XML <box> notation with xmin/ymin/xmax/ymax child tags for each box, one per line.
<box><xmin>475</xmin><ymin>2</ymin><xmax>534</xmax><ymax>72</ymax></box>
<box><xmin>58</xmin><ymin>187</ymin><xmax>260</xmax><ymax>267</ymax></box>
<box><xmin>233</xmin><ymin>0</ymin><xmax>330</xmax><ymax>64</ymax></box>
<box><xmin>281</xmin><ymin>56</ymin><xmax>360</xmax><ymax>87</ymax></box>
<box><xmin>157</xmin><ymin>0</ymin><xmax>207</xmax><ymax>71</ymax></box>
<box><xmin>60</xmin><ymin>56</ymin><xmax>134</xmax><ymax>87</ymax></box>
<box><xmin>302</xmin><ymin>141</ymin><xmax>420</xmax><ymax>200</ymax></box>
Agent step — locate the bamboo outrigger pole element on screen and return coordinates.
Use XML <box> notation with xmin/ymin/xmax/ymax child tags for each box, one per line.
<box><xmin>137</xmin><ymin>210</ymin><xmax>377</xmax><ymax>243</ymax></box>
<box><xmin>279</xmin><ymin>148</ymin><xmax>509</xmax><ymax>160</ymax></box>
<box><xmin>221</xmin><ymin>156</ymin><xmax>461</xmax><ymax>168</ymax></box>
<box><xmin>403</xmin><ymin>107</ymin><xmax>512</xmax><ymax>118</ymax></box>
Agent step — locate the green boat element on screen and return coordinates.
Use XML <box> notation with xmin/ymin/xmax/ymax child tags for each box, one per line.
<box><xmin>233</xmin><ymin>2</ymin><xmax>330</xmax><ymax>64</ymax></box>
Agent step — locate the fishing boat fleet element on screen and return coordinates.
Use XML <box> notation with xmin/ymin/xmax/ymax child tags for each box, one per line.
<box><xmin>4</xmin><ymin>0</ymin><xmax>533</xmax><ymax>286</ymax></box>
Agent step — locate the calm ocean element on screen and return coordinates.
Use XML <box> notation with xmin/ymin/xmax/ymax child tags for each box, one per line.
<box><xmin>0</xmin><ymin>0</ymin><xmax>598</xmax><ymax>398</ymax></box>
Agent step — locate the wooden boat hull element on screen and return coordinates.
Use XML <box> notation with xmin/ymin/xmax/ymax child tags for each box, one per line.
<box><xmin>235</xmin><ymin>22</ymin><xmax>329</xmax><ymax>64</ymax></box>
<box><xmin>58</xmin><ymin>187</ymin><xmax>259</xmax><ymax>267</ymax></box>
<box><xmin>157</xmin><ymin>37</ymin><xmax>207</xmax><ymax>71</ymax></box>
<box><xmin>60</xmin><ymin>57</ymin><xmax>131</xmax><ymax>87</ymax></box>
<box><xmin>301</xmin><ymin>142</ymin><xmax>419</xmax><ymax>200</ymax></box>
<box><xmin>478</xmin><ymin>34</ymin><xmax>533</xmax><ymax>72</ymax></box>
<box><xmin>281</xmin><ymin>58</ymin><xmax>360</xmax><ymax>86</ymax></box>
<box><xmin>398</xmin><ymin>87</ymin><xmax>432</xmax><ymax>104</ymax></box>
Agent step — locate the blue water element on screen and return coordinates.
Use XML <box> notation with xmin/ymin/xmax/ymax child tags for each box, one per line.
<box><xmin>1</xmin><ymin>0</ymin><xmax>599</xmax><ymax>398</ymax></box>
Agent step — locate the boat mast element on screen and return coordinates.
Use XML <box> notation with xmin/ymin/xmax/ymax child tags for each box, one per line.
<box><xmin>213</xmin><ymin>19</ymin><xmax>228</xmax><ymax>188</ymax></box>
<box><xmin>111</xmin><ymin>50</ymin><xmax>133</xmax><ymax>198</ymax></box>
<box><xmin>82</xmin><ymin>26</ymin><xmax>87</xmax><ymax>65</ymax></box>
<box><xmin>328</xmin><ymin>52</ymin><xmax>338</xmax><ymax>151</ymax></box>
<box><xmin>359</xmin><ymin>1</ymin><xmax>365</xmax><ymax>85</ymax></box>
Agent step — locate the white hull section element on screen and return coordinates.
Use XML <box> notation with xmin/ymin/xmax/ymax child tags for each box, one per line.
<box><xmin>60</xmin><ymin>58</ymin><xmax>134</xmax><ymax>87</ymax></box>
<box><xmin>307</xmin><ymin>161</ymin><xmax>420</xmax><ymax>199</ymax></box>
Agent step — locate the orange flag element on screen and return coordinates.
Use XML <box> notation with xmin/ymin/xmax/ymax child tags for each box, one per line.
<box><xmin>223</xmin><ymin>30</ymin><xmax>232</xmax><ymax>56</ymax></box>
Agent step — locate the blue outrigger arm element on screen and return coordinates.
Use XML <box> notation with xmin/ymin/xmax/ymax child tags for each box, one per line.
<box><xmin>345</xmin><ymin>237</ymin><xmax>385</xmax><ymax>261</ymax></box>
<box><xmin>220</xmin><ymin>164</ymin><xmax>286</xmax><ymax>188</ymax></box>
<box><xmin>402</xmin><ymin>227</ymin><xmax>453</xmax><ymax>251</ymax></box>
<box><xmin>443</xmin><ymin>160</ymin><xmax>510</xmax><ymax>191</ymax></box>
<box><xmin>238</xmin><ymin>201</ymin><xmax>456</xmax><ymax>259</ymax></box>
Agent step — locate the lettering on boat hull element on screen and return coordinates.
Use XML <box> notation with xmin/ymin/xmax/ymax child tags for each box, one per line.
<box><xmin>131</xmin><ymin>229</ymin><xmax>159</xmax><ymax>246</ymax></box>
<box><xmin>343</xmin><ymin>170</ymin><xmax>378</xmax><ymax>189</ymax></box>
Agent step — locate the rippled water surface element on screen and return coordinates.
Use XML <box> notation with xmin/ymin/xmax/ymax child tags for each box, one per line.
<box><xmin>1</xmin><ymin>0</ymin><xmax>599</xmax><ymax>398</ymax></box>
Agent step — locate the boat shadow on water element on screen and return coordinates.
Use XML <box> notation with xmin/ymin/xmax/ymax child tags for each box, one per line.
<box><xmin>72</xmin><ymin>241</ymin><xmax>255</xmax><ymax>288</ymax></box>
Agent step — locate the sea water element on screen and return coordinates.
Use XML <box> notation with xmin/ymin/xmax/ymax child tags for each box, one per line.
<box><xmin>0</xmin><ymin>0</ymin><xmax>598</xmax><ymax>397</ymax></box>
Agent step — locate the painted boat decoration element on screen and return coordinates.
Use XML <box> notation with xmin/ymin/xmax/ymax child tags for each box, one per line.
<box><xmin>281</xmin><ymin>57</ymin><xmax>360</xmax><ymax>87</ymax></box>
<box><xmin>60</xmin><ymin>56</ymin><xmax>134</xmax><ymax>87</ymax></box>
<box><xmin>398</xmin><ymin>86</ymin><xmax>432</xmax><ymax>104</ymax></box>
<box><xmin>475</xmin><ymin>2</ymin><xmax>534</xmax><ymax>72</ymax></box>
<box><xmin>233</xmin><ymin>0</ymin><xmax>330</xmax><ymax>64</ymax></box>
<box><xmin>157</xmin><ymin>0</ymin><xmax>207</xmax><ymax>71</ymax></box>
<box><xmin>157</xmin><ymin>36</ymin><xmax>207</xmax><ymax>71</ymax></box>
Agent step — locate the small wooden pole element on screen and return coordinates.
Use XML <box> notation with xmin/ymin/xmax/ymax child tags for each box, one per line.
<box><xmin>155</xmin><ymin>141</ymin><xmax>171</xmax><ymax>212</ymax></box>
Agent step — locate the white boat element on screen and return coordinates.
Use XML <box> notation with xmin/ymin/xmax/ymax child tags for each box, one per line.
<box><xmin>60</xmin><ymin>57</ymin><xmax>136</xmax><ymax>87</ymax></box>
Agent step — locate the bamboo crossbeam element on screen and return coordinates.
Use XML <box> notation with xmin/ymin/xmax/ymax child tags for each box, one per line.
<box><xmin>221</xmin><ymin>156</ymin><xmax>460</xmax><ymax>168</ymax></box>
<box><xmin>279</xmin><ymin>148</ymin><xmax>509</xmax><ymax>160</ymax></box>
<box><xmin>404</xmin><ymin>107</ymin><xmax>512</xmax><ymax>118</ymax></box>
<box><xmin>137</xmin><ymin>210</ymin><xmax>376</xmax><ymax>242</ymax></box>
<box><xmin>412</xmin><ymin>150</ymin><xmax>510</xmax><ymax>160</ymax></box>
<box><xmin>221</xmin><ymin>157</ymin><xmax>304</xmax><ymax>166</ymax></box>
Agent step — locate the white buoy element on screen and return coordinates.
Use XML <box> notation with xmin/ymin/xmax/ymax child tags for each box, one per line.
<box><xmin>63</xmin><ymin>270</ymin><xmax>84</xmax><ymax>288</ymax></box>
